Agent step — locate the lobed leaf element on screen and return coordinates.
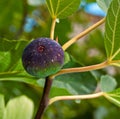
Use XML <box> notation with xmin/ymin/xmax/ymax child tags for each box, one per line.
<box><xmin>46</xmin><ymin>0</ymin><xmax>81</xmax><ymax>19</ymax></box>
<box><xmin>104</xmin><ymin>0</ymin><xmax>120</xmax><ymax>66</ymax></box>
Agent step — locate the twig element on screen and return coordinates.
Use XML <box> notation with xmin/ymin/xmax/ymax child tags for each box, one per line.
<box><xmin>62</xmin><ymin>18</ymin><xmax>105</xmax><ymax>51</ymax></box>
<box><xmin>49</xmin><ymin>92</ymin><xmax>104</xmax><ymax>105</ymax></box>
<box><xmin>50</xmin><ymin>61</ymin><xmax>109</xmax><ymax>79</ymax></box>
<box><xmin>35</xmin><ymin>77</ymin><xmax>53</xmax><ymax>119</ymax></box>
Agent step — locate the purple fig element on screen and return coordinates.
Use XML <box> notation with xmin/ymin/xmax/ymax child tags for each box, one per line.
<box><xmin>22</xmin><ymin>37</ymin><xmax>64</xmax><ymax>78</ymax></box>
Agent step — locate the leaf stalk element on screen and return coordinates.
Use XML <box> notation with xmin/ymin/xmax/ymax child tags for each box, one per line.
<box><xmin>50</xmin><ymin>18</ymin><xmax>56</xmax><ymax>40</ymax></box>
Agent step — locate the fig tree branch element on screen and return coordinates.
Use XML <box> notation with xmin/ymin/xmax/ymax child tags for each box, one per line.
<box><xmin>35</xmin><ymin>77</ymin><xmax>53</xmax><ymax>119</ymax></box>
<box><xmin>49</xmin><ymin>92</ymin><xmax>104</xmax><ymax>105</ymax></box>
<box><xmin>62</xmin><ymin>17</ymin><xmax>105</xmax><ymax>51</ymax></box>
<box><xmin>50</xmin><ymin>61</ymin><xmax>109</xmax><ymax>79</ymax></box>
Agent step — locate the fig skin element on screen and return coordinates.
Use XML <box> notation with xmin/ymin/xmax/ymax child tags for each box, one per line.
<box><xmin>22</xmin><ymin>37</ymin><xmax>64</xmax><ymax>78</ymax></box>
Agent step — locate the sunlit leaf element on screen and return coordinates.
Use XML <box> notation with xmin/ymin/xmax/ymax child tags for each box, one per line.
<box><xmin>3</xmin><ymin>96</ymin><xmax>34</xmax><ymax>119</ymax></box>
<box><xmin>104</xmin><ymin>0</ymin><xmax>120</xmax><ymax>66</ymax></box>
<box><xmin>46</xmin><ymin>0</ymin><xmax>81</xmax><ymax>18</ymax></box>
<box><xmin>97</xmin><ymin>0</ymin><xmax>112</xmax><ymax>12</ymax></box>
<box><xmin>0</xmin><ymin>94</ymin><xmax>5</xmax><ymax>119</ymax></box>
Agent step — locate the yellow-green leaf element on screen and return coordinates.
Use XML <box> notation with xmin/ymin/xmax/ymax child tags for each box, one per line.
<box><xmin>46</xmin><ymin>0</ymin><xmax>81</xmax><ymax>18</ymax></box>
<box><xmin>104</xmin><ymin>0</ymin><xmax>120</xmax><ymax>66</ymax></box>
<box><xmin>3</xmin><ymin>96</ymin><xmax>34</xmax><ymax>119</ymax></box>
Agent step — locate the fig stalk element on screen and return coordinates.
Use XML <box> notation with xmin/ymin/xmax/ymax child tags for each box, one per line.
<box><xmin>35</xmin><ymin>77</ymin><xmax>53</xmax><ymax>119</ymax></box>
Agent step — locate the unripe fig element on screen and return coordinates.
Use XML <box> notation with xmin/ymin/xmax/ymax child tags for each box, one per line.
<box><xmin>22</xmin><ymin>37</ymin><xmax>64</xmax><ymax>78</ymax></box>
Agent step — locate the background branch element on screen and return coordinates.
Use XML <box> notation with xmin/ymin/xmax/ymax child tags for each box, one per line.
<box><xmin>49</xmin><ymin>92</ymin><xmax>104</xmax><ymax>105</ymax></box>
<box><xmin>62</xmin><ymin>18</ymin><xmax>105</xmax><ymax>51</ymax></box>
<box><xmin>50</xmin><ymin>61</ymin><xmax>108</xmax><ymax>79</ymax></box>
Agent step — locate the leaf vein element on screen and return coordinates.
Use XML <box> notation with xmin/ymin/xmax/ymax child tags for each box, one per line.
<box><xmin>110</xmin><ymin>48</ymin><xmax>120</xmax><ymax>60</ymax></box>
<box><xmin>50</xmin><ymin>0</ymin><xmax>54</xmax><ymax>16</ymax></box>
<box><xmin>105</xmin><ymin>33</ymin><xmax>112</xmax><ymax>44</ymax></box>
<box><xmin>55</xmin><ymin>0</ymin><xmax>60</xmax><ymax>16</ymax></box>
<box><xmin>107</xmin><ymin>17</ymin><xmax>113</xmax><ymax>32</ymax></box>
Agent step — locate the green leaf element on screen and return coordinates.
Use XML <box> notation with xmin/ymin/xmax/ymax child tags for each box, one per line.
<box><xmin>3</xmin><ymin>95</ymin><xmax>34</xmax><ymax>119</ymax></box>
<box><xmin>63</xmin><ymin>52</ymin><xmax>70</xmax><ymax>65</ymax></box>
<box><xmin>0</xmin><ymin>60</ymin><xmax>41</xmax><ymax>87</ymax></box>
<box><xmin>46</xmin><ymin>0</ymin><xmax>81</xmax><ymax>19</ymax></box>
<box><xmin>96</xmin><ymin>0</ymin><xmax>112</xmax><ymax>12</ymax></box>
<box><xmin>104</xmin><ymin>0</ymin><xmax>120</xmax><ymax>66</ymax></box>
<box><xmin>0</xmin><ymin>38</ymin><xmax>29</xmax><ymax>72</ymax></box>
<box><xmin>0</xmin><ymin>0</ymin><xmax>22</xmax><ymax>29</ymax></box>
<box><xmin>0</xmin><ymin>71</ymin><xmax>39</xmax><ymax>86</ymax></box>
<box><xmin>0</xmin><ymin>38</ymin><xmax>16</xmax><ymax>51</ymax></box>
<box><xmin>53</xmin><ymin>72</ymin><xmax>97</xmax><ymax>95</ymax></box>
<box><xmin>100</xmin><ymin>75</ymin><xmax>117</xmax><ymax>92</ymax></box>
<box><xmin>104</xmin><ymin>88</ymin><xmax>120</xmax><ymax>107</ymax></box>
<box><xmin>0</xmin><ymin>94</ymin><xmax>5</xmax><ymax>119</ymax></box>
<box><xmin>50</xmin><ymin>87</ymin><xmax>70</xmax><ymax>97</ymax></box>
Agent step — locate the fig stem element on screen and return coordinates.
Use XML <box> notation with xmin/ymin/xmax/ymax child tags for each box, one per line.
<box><xmin>49</xmin><ymin>92</ymin><xmax>104</xmax><ymax>105</ymax></box>
<box><xmin>62</xmin><ymin>17</ymin><xmax>105</xmax><ymax>51</ymax></box>
<box><xmin>50</xmin><ymin>61</ymin><xmax>109</xmax><ymax>79</ymax></box>
<box><xmin>50</xmin><ymin>17</ymin><xmax>56</xmax><ymax>40</ymax></box>
<box><xmin>35</xmin><ymin>77</ymin><xmax>53</xmax><ymax>119</ymax></box>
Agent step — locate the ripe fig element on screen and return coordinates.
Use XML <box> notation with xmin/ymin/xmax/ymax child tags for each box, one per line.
<box><xmin>22</xmin><ymin>37</ymin><xmax>64</xmax><ymax>78</ymax></box>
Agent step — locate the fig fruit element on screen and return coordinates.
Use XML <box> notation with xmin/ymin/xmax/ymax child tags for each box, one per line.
<box><xmin>22</xmin><ymin>37</ymin><xmax>64</xmax><ymax>78</ymax></box>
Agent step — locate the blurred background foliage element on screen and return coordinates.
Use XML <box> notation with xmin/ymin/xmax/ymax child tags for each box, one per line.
<box><xmin>0</xmin><ymin>0</ymin><xmax>120</xmax><ymax>119</ymax></box>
